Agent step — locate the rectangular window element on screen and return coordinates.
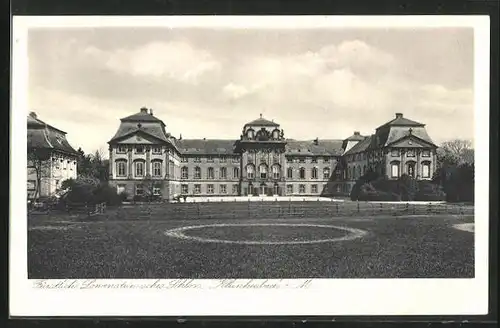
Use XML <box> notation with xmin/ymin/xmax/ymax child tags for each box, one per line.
<box><xmin>220</xmin><ymin>156</ymin><xmax>227</xmax><ymax>163</ymax></box>
<box><xmin>323</xmin><ymin>157</ymin><xmax>330</xmax><ymax>163</ymax></box>
<box><xmin>311</xmin><ymin>184</ymin><xmax>318</xmax><ymax>193</ymax></box>
<box><xmin>286</xmin><ymin>157</ymin><xmax>293</xmax><ymax>163</ymax></box>
<box><xmin>117</xmin><ymin>161</ymin><xmax>127</xmax><ymax>177</ymax></box>
<box><xmin>207</xmin><ymin>168</ymin><xmax>214</xmax><ymax>179</ymax></box>
<box><xmin>391</xmin><ymin>164</ymin><xmax>400</xmax><ymax>178</ymax></box>
<box><xmin>194</xmin><ymin>184</ymin><xmax>201</xmax><ymax>194</ymax></box>
<box><xmin>181</xmin><ymin>168</ymin><xmax>188</xmax><ymax>179</ymax></box>
<box><xmin>135</xmin><ymin>162</ymin><xmax>144</xmax><ymax>177</ymax></box>
<box><xmin>233</xmin><ymin>167</ymin><xmax>240</xmax><ymax>179</ymax></box>
<box><xmin>220</xmin><ymin>184</ymin><xmax>227</xmax><ymax>194</ymax></box>
<box><xmin>117</xmin><ymin>145</ymin><xmax>127</xmax><ymax>153</ymax></box>
<box><xmin>207</xmin><ymin>184</ymin><xmax>214</xmax><ymax>194</ymax></box>
<box><xmin>391</xmin><ymin>149</ymin><xmax>400</xmax><ymax>157</ymax></box>
<box><xmin>135</xmin><ymin>184</ymin><xmax>144</xmax><ymax>195</ymax></box>
<box><xmin>311</xmin><ymin>157</ymin><xmax>317</xmax><ymax>163</ymax></box>
<box><xmin>152</xmin><ymin>162</ymin><xmax>162</xmax><ymax>177</ymax></box>
<box><xmin>153</xmin><ymin>186</ymin><xmax>161</xmax><ymax>196</ymax></box>
<box><xmin>194</xmin><ymin>168</ymin><xmax>201</xmax><ymax>179</ymax></box>
<box><xmin>422</xmin><ymin>150</ymin><xmax>431</xmax><ymax>157</ymax></box>
<box><xmin>232</xmin><ymin>184</ymin><xmax>239</xmax><ymax>194</ymax></box>
<box><xmin>27</xmin><ymin>180</ymin><xmax>36</xmax><ymax>190</ymax></box>
<box><xmin>287</xmin><ymin>185</ymin><xmax>293</xmax><ymax>194</ymax></box>
<box><xmin>299</xmin><ymin>157</ymin><xmax>305</xmax><ymax>163</ymax></box>
<box><xmin>207</xmin><ymin>156</ymin><xmax>214</xmax><ymax>163</ymax></box>
<box><xmin>152</xmin><ymin>147</ymin><xmax>162</xmax><ymax>154</ymax></box>
<box><xmin>287</xmin><ymin>168</ymin><xmax>293</xmax><ymax>179</ymax></box>
<box><xmin>220</xmin><ymin>168</ymin><xmax>227</xmax><ymax>179</ymax></box>
<box><xmin>232</xmin><ymin>157</ymin><xmax>239</xmax><ymax>163</ymax></box>
<box><xmin>181</xmin><ymin>184</ymin><xmax>189</xmax><ymax>194</ymax></box>
<box><xmin>135</xmin><ymin>146</ymin><xmax>144</xmax><ymax>154</ymax></box>
<box><xmin>116</xmin><ymin>184</ymin><xmax>126</xmax><ymax>194</ymax></box>
<box><xmin>181</xmin><ymin>157</ymin><xmax>188</xmax><ymax>162</ymax></box>
<box><xmin>299</xmin><ymin>184</ymin><xmax>306</xmax><ymax>194</ymax></box>
<box><xmin>194</xmin><ymin>157</ymin><xmax>201</xmax><ymax>163</ymax></box>
<box><xmin>407</xmin><ymin>149</ymin><xmax>415</xmax><ymax>157</ymax></box>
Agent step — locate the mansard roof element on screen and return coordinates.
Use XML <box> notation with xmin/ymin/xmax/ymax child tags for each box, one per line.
<box><xmin>120</xmin><ymin>107</ymin><xmax>165</xmax><ymax>124</ymax></box>
<box><xmin>27</xmin><ymin>112</ymin><xmax>79</xmax><ymax>156</ymax></box>
<box><xmin>344</xmin><ymin>131</ymin><xmax>366</xmax><ymax>141</ymax></box>
<box><xmin>343</xmin><ymin>135</ymin><xmax>374</xmax><ymax>156</ymax></box>
<box><xmin>376</xmin><ymin>113</ymin><xmax>425</xmax><ymax>130</ymax></box>
<box><xmin>177</xmin><ymin>139</ymin><xmax>238</xmax><ymax>155</ymax></box>
<box><xmin>285</xmin><ymin>139</ymin><xmax>344</xmax><ymax>156</ymax></box>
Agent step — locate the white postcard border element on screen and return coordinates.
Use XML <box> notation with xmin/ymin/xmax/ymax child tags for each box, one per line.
<box><xmin>10</xmin><ymin>15</ymin><xmax>490</xmax><ymax>316</ymax></box>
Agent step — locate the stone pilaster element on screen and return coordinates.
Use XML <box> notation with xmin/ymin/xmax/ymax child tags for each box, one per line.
<box><xmin>145</xmin><ymin>146</ymin><xmax>151</xmax><ymax>177</ymax></box>
<box><xmin>108</xmin><ymin>146</ymin><xmax>113</xmax><ymax>179</ymax></box>
<box><xmin>416</xmin><ymin>149</ymin><xmax>421</xmax><ymax>179</ymax></box>
<box><xmin>127</xmin><ymin>147</ymin><xmax>133</xmax><ymax>179</ymax></box>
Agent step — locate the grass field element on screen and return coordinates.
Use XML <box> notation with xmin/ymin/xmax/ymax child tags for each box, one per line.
<box><xmin>28</xmin><ymin>201</ymin><xmax>474</xmax><ymax>279</ymax></box>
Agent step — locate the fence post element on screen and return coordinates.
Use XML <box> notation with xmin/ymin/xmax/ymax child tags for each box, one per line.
<box><xmin>336</xmin><ymin>203</ymin><xmax>339</xmax><ymax>215</ymax></box>
<box><xmin>197</xmin><ymin>203</ymin><xmax>200</xmax><ymax>219</ymax></box>
<box><xmin>427</xmin><ymin>203</ymin><xmax>431</xmax><ymax>214</ymax></box>
<box><xmin>357</xmin><ymin>202</ymin><xmax>360</xmax><ymax>213</ymax></box>
<box><xmin>380</xmin><ymin>203</ymin><xmax>383</xmax><ymax>213</ymax></box>
<box><xmin>413</xmin><ymin>204</ymin><xmax>416</xmax><ymax>215</ymax></box>
<box><xmin>405</xmin><ymin>203</ymin><xmax>409</xmax><ymax>213</ymax></box>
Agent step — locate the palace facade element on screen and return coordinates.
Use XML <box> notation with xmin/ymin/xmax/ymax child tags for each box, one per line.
<box><xmin>107</xmin><ymin>108</ymin><xmax>438</xmax><ymax>200</ymax></box>
<box><xmin>27</xmin><ymin>112</ymin><xmax>79</xmax><ymax>199</ymax></box>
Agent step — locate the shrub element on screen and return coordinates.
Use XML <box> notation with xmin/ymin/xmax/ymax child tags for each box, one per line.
<box><xmin>119</xmin><ymin>191</ymin><xmax>129</xmax><ymax>202</ymax></box>
<box><xmin>350</xmin><ymin>170</ymin><xmax>382</xmax><ymax>200</ymax></box>
<box><xmin>62</xmin><ymin>179</ymin><xmax>123</xmax><ymax>206</ymax></box>
<box><xmin>92</xmin><ymin>183</ymin><xmax>122</xmax><ymax>206</ymax></box>
<box><xmin>358</xmin><ymin>190</ymin><xmax>401</xmax><ymax>201</ymax></box>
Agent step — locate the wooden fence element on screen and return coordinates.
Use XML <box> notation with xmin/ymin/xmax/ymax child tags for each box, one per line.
<box><xmin>112</xmin><ymin>201</ymin><xmax>474</xmax><ymax>221</ymax></box>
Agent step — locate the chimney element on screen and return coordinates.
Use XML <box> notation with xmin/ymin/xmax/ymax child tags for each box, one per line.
<box><xmin>140</xmin><ymin>107</ymin><xmax>148</xmax><ymax>113</ymax></box>
<box><xmin>149</xmin><ymin>108</ymin><xmax>154</xmax><ymax>116</ymax></box>
<box><xmin>313</xmin><ymin>137</ymin><xmax>319</xmax><ymax>145</ymax></box>
<box><xmin>203</xmin><ymin>137</ymin><xmax>206</xmax><ymax>141</ymax></box>
<box><xmin>29</xmin><ymin>111</ymin><xmax>37</xmax><ymax>119</ymax></box>
<box><xmin>395</xmin><ymin>113</ymin><xmax>403</xmax><ymax>119</ymax></box>
<box><xmin>179</xmin><ymin>134</ymin><xmax>183</xmax><ymax>140</ymax></box>
<box><xmin>354</xmin><ymin>131</ymin><xmax>360</xmax><ymax>136</ymax></box>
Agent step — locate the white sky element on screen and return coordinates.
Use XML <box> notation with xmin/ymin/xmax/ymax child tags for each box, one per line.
<box><xmin>28</xmin><ymin>27</ymin><xmax>474</xmax><ymax>154</ymax></box>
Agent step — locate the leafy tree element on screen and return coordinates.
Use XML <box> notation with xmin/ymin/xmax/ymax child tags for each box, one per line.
<box><xmin>27</xmin><ymin>147</ymin><xmax>52</xmax><ymax>201</ymax></box>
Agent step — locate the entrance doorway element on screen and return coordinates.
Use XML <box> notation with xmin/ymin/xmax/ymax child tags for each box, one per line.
<box><xmin>260</xmin><ymin>184</ymin><xmax>266</xmax><ymax>196</ymax></box>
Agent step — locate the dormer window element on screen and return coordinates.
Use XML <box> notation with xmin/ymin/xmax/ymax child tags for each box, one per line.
<box><xmin>272</xmin><ymin>129</ymin><xmax>280</xmax><ymax>140</ymax></box>
<box><xmin>247</xmin><ymin>129</ymin><xmax>255</xmax><ymax>139</ymax></box>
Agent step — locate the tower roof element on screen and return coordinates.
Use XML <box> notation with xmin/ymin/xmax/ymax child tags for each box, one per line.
<box><xmin>244</xmin><ymin>114</ymin><xmax>279</xmax><ymax>127</ymax></box>
<box><xmin>376</xmin><ymin>113</ymin><xmax>425</xmax><ymax>130</ymax></box>
<box><xmin>120</xmin><ymin>107</ymin><xmax>164</xmax><ymax>124</ymax></box>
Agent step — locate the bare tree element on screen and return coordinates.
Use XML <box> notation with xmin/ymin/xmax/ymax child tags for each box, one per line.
<box><xmin>139</xmin><ymin>176</ymin><xmax>165</xmax><ymax>202</ymax></box>
<box><xmin>438</xmin><ymin>139</ymin><xmax>474</xmax><ymax>166</ymax></box>
<box><xmin>27</xmin><ymin>148</ymin><xmax>52</xmax><ymax>202</ymax></box>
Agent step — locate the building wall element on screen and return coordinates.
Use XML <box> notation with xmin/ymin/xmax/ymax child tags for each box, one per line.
<box><xmin>27</xmin><ymin>151</ymin><xmax>78</xmax><ymax>199</ymax></box>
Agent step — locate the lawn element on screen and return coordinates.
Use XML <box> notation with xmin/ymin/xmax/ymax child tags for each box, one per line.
<box><xmin>28</xmin><ymin>202</ymin><xmax>474</xmax><ymax>279</ymax></box>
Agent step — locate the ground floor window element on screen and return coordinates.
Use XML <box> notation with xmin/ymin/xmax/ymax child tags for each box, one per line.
<box><xmin>422</xmin><ymin>161</ymin><xmax>431</xmax><ymax>178</ymax></box>
<box><xmin>116</xmin><ymin>184</ymin><xmax>125</xmax><ymax>194</ymax></box>
<box><xmin>181</xmin><ymin>184</ymin><xmax>189</xmax><ymax>194</ymax></box>
<box><xmin>207</xmin><ymin>184</ymin><xmax>214</xmax><ymax>194</ymax></box>
<box><xmin>311</xmin><ymin>184</ymin><xmax>318</xmax><ymax>193</ymax></box>
<box><xmin>220</xmin><ymin>184</ymin><xmax>227</xmax><ymax>194</ymax></box>
<box><xmin>27</xmin><ymin>180</ymin><xmax>36</xmax><ymax>190</ymax></box>
<box><xmin>390</xmin><ymin>161</ymin><xmax>400</xmax><ymax>178</ymax></box>
<box><xmin>194</xmin><ymin>184</ymin><xmax>201</xmax><ymax>194</ymax></box>
<box><xmin>135</xmin><ymin>184</ymin><xmax>144</xmax><ymax>196</ymax></box>
<box><xmin>152</xmin><ymin>185</ymin><xmax>161</xmax><ymax>196</ymax></box>
<box><xmin>287</xmin><ymin>185</ymin><xmax>293</xmax><ymax>194</ymax></box>
<box><xmin>299</xmin><ymin>184</ymin><xmax>306</xmax><ymax>194</ymax></box>
<box><xmin>232</xmin><ymin>184</ymin><xmax>239</xmax><ymax>194</ymax></box>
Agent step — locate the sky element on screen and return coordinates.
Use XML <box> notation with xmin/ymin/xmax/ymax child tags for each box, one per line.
<box><xmin>27</xmin><ymin>27</ymin><xmax>474</xmax><ymax>155</ymax></box>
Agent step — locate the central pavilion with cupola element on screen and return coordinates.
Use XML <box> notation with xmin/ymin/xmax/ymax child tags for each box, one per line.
<box><xmin>107</xmin><ymin>109</ymin><xmax>437</xmax><ymax>201</ymax></box>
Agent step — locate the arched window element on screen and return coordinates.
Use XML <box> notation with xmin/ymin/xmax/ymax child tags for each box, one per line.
<box><xmin>287</xmin><ymin>167</ymin><xmax>293</xmax><ymax>179</ymax></box>
<box><xmin>311</xmin><ymin>167</ymin><xmax>318</xmax><ymax>179</ymax></box>
<box><xmin>390</xmin><ymin>161</ymin><xmax>400</xmax><ymax>178</ymax></box>
<box><xmin>259</xmin><ymin>164</ymin><xmax>268</xmax><ymax>179</ymax></box>
<box><xmin>421</xmin><ymin>161</ymin><xmax>431</xmax><ymax>178</ymax></box>
<box><xmin>246</xmin><ymin>164</ymin><xmax>255</xmax><ymax>179</ymax></box>
<box><xmin>194</xmin><ymin>167</ymin><xmax>201</xmax><ymax>179</ymax></box>
<box><xmin>207</xmin><ymin>167</ymin><xmax>215</xmax><ymax>179</ymax></box>
<box><xmin>272</xmin><ymin>165</ymin><xmax>280</xmax><ymax>179</ymax></box>
<box><xmin>299</xmin><ymin>167</ymin><xmax>306</xmax><ymax>179</ymax></box>
<box><xmin>323</xmin><ymin>167</ymin><xmax>330</xmax><ymax>179</ymax></box>
<box><xmin>152</xmin><ymin>160</ymin><xmax>162</xmax><ymax>177</ymax></box>
<box><xmin>181</xmin><ymin>166</ymin><xmax>189</xmax><ymax>179</ymax></box>
<box><xmin>272</xmin><ymin>129</ymin><xmax>280</xmax><ymax>140</ymax></box>
<box><xmin>363</xmin><ymin>165</ymin><xmax>366</xmax><ymax>175</ymax></box>
<box><xmin>357</xmin><ymin>166</ymin><xmax>362</xmax><ymax>179</ymax></box>
<box><xmin>246</xmin><ymin>129</ymin><xmax>255</xmax><ymax>139</ymax></box>
<box><xmin>134</xmin><ymin>160</ymin><xmax>145</xmax><ymax>177</ymax></box>
<box><xmin>220</xmin><ymin>167</ymin><xmax>227</xmax><ymax>179</ymax></box>
<box><xmin>233</xmin><ymin>167</ymin><xmax>240</xmax><ymax>179</ymax></box>
<box><xmin>116</xmin><ymin>160</ymin><xmax>127</xmax><ymax>177</ymax></box>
